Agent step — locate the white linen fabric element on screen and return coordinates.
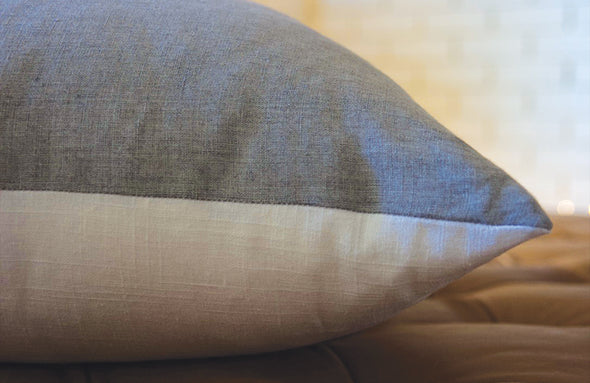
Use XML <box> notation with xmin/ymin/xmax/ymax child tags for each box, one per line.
<box><xmin>0</xmin><ymin>190</ymin><xmax>546</xmax><ymax>361</ymax></box>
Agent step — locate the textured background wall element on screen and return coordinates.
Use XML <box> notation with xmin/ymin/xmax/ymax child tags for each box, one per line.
<box><xmin>252</xmin><ymin>0</ymin><xmax>590</xmax><ymax>216</ymax></box>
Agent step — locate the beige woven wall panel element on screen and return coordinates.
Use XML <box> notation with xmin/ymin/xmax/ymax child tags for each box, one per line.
<box><xmin>254</xmin><ymin>0</ymin><xmax>590</xmax><ymax>215</ymax></box>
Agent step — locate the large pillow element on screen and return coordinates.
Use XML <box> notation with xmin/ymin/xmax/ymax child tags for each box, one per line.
<box><xmin>0</xmin><ymin>0</ymin><xmax>551</xmax><ymax>362</ymax></box>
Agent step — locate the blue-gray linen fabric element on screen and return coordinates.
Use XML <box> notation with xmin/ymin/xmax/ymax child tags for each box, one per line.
<box><xmin>0</xmin><ymin>0</ymin><xmax>551</xmax><ymax>229</ymax></box>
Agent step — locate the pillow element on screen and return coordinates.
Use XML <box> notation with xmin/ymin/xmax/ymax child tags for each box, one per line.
<box><xmin>0</xmin><ymin>0</ymin><xmax>551</xmax><ymax>362</ymax></box>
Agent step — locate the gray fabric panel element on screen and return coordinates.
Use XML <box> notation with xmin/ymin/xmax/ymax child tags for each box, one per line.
<box><xmin>0</xmin><ymin>0</ymin><xmax>550</xmax><ymax>229</ymax></box>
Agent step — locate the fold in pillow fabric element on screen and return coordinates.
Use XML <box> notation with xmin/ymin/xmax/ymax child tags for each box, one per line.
<box><xmin>0</xmin><ymin>0</ymin><xmax>551</xmax><ymax>361</ymax></box>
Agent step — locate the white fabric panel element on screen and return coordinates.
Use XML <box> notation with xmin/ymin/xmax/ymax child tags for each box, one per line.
<box><xmin>0</xmin><ymin>190</ymin><xmax>547</xmax><ymax>361</ymax></box>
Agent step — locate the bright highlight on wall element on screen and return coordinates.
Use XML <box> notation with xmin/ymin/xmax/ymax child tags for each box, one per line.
<box><xmin>254</xmin><ymin>0</ymin><xmax>590</xmax><ymax>216</ymax></box>
<box><xmin>557</xmin><ymin>200</ymin><xmax>576</xmax><ymax>216</ymax></box>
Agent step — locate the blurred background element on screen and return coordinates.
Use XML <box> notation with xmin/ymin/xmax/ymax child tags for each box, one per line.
<box><xmin>252</xmin><ymin>0</ymin><xmax>590</xmax><ymax>216</ymax></box>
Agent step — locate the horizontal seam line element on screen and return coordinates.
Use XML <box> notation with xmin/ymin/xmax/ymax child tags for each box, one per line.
<box><xmin>0</xmin><ymin>187</ymin><xmax>549</xmax><ymax>230</ymax></box>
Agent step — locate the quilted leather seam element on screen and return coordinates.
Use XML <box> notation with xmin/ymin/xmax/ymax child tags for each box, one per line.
<box><xmin>317</xmin><ymin>343</ymin><xmax>357</xmax><ymax>383</ymax></box>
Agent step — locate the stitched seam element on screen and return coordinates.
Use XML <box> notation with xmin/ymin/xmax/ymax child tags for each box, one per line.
<box><xmin>0</xmin><ymin>187</ymin><xmax>550</xmax><ymax>230</ymax></box>
<box><xmin>82</xmin><ymin>364</ymin><xmax>93</xmax><ymax>383</ymax></box>
<box><xmin>473</xmin><ymin>299</ymin><xmax>499</xmax><ymax>323</ymax></box>
<box><xmin>317</xmin><ymin>343</ymin><xmax>357</xmax><ymax>383</ymax></box>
